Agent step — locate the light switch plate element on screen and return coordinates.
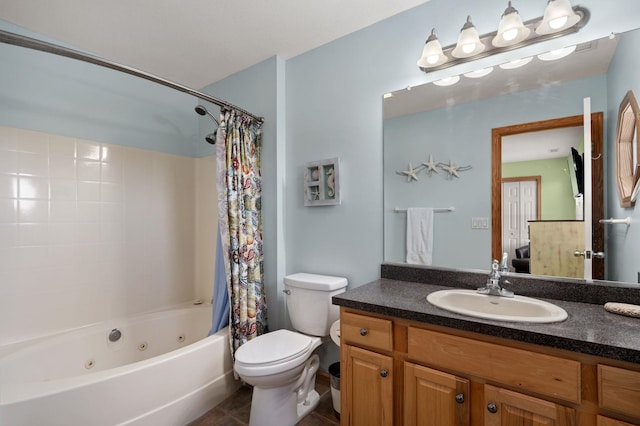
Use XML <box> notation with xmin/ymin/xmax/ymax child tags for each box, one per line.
<box><xmin>471</xmin><ymin>217</ymin><xmax>489</xmax><ymax>229</ymax></box>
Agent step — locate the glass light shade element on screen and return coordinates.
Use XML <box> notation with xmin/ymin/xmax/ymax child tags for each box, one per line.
<box><xmin>463</xmin><ymin>67</ymin><xmax>494</xmax><ymax>78</ymax></box>
<box><xmin>535</xmin><ymin>0</ymin><xmax>581</xmax><ymax>35</ymax></box>
<box><xmin>492</xmin><ymin>2</ymin><xmax>531</xmax><ymax>47</ymax></box>
<box><xmin>417</xmin><ymin>29</ymin><xmax>448</xmax><ymax>68</ymax></box>
<box><xmin>499</xmin><ymin>56</ymin><xmax>533</xmax><ymax>69</ymax></box>
<box><xmin>452</xmin><ymin>16</ymin><xmax>485</xmax><ymax>58</ymax></box>
<box><xmin>433</xmin><ymin>76</ymin><xmax>460</xmax><ymax>86</ymax></box>
<box><xmin>537</xmin><ymin>45</ymin><xmax>576</xmax><ymax>61</ymax></box>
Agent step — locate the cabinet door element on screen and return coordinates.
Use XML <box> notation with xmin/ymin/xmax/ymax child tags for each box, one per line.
<box><xmin>484</xmin><ymin>384</ymin><xmax>575</xmax><ymax>426</ymax></box>
<box><xmin>597</xmin><ymin>415</ymin><xmax>638</xmax><ymax>426</ymax></box>
<box><xmin>404</xmin><ymin>362</ymin><xmax>469</xmax><ymax>426</ymax></box>
<box><xmin>342</xmin><ymin>344</ymin><xmax>393</xmax><ymax>426</ymax></box>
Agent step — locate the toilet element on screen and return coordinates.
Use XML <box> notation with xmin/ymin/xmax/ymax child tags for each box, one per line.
<box><xmin>234</xmin><ymin>273</ymin><xmax>348</xmax><ymax>426</ymax></box>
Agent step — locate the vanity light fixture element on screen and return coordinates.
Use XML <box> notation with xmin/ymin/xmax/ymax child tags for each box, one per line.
<box><xmin>498</xmin><ymin>56</ymin><xmax>533</xmax><ymax>69</ymax></box>
<box><xmin>433</xmin><ymin>75</ymin><xmax>460</xmax><ymax>86</ymax></box>
<box><xmin>535</xmin><ymin>0</ymin><xmax>582</xmax><ymax>35</ymax></box>
<box><xmin>492</xmin><ymin>2</ymin><xmax>530</xmax><ymax>47</ymax></box>
<box><xmin>537</xmin><ymin>45</ymin><xmax>576</xmax><ymax>61</ymax></box>
<box><xmin>452</xmin><ymin>16</ymin><xmax>485</xmax><ymax>58</ymax></box>
<box><xmin>463</xmin><ymin>67</ymin><xmax>494</xmax><ymax>79</ymax></box>
<box><xmin>417</xmin><ymin>1</ymin><xmax>588</xmax><ymax>74</ymax></box>
<box><xmin>417</xmin><ymin>29</ymin><xmax>448</xmax><ymax>68</ymax></box>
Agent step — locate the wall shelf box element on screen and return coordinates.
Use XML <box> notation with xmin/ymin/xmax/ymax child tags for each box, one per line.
<box><xmin>304</xmin><ymin>157</ymin><xmax>340</xmax><ymax>206</ymax></box>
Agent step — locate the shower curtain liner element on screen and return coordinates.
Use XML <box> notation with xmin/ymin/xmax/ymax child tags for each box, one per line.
<box><xmin>209</xmin><ymin>229</ymin><xmax>229</xmax><ymax>334</ymax></box>
<box><xmin>215</xmin><ymin>108</ymin><xmax>267</xmax><ymax>357</ymax></box>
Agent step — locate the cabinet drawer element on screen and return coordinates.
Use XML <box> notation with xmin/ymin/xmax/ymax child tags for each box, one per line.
<box><xmin>341</xmin><ymin>311</ymin><xmax>393</xmax><ymax>352</ymax></box>
<box><xmin>408</xmin><ymin>327</ymin><xmax>581</xmax><ymax>404</ymax></box>
<box><xmin>598</xmin><ymin>364</ymin><xmax>640</xmax><ymax>419</ymax></box>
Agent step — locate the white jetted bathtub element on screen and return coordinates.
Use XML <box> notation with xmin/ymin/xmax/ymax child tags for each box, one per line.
<box><xmin>0</xmin><ymin>304</ymin><xmax>239</xmax><ymax>426</ymax></box>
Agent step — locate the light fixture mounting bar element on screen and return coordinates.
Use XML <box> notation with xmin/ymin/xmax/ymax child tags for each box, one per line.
<box><xmin>419</xmin><ymin>6</ymin><xmax>589</xmax><ymax>74</ymax></box>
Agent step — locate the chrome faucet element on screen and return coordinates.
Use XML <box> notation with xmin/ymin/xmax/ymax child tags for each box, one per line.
<box><xmin>477</xmin><ymin>258</ymin><xmax>514</xmax><ymax>297</ymax></box>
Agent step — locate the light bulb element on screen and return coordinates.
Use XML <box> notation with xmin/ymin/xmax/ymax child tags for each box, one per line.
<box><xmin>433</xmin><ymin>76</ymin><xmax>460</xmax><ymax>86</ymax></box>
<box><xmin>499</xmin><ymin>56</ymin><xmax>533</xmax><ymax>70</ymax></box>
<box><xmin>502</xmin><ymin>28</ymin><xmax>518</xmax><ymax>41</ymax></box>
<box><xmin>427</xmin><ymin>54</ymin><xmax>440</xmax><ymax>65</ymax></box>
<box><xmin>462</xmin><ymin>43</ymin><xmax>476</xmax><ymax>54</ymax></box>
<box><xmin>549</xmin><ymin>16</ymin><xmax>568</xmax><ymax>29</ymax></box>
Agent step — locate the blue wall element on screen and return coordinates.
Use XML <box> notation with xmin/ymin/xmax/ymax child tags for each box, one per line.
<box><xmin>284</xmin><ymin>0</ymin><xmax>640</xmax><ymax>289</ymax></box>
<box><xmin>606</xmin><ymin>29</ymin><xmax>640</xmax><ymax>283</ymax></box>
<box><xmin>0</xmin><ymin>21</ymin><xmax>199</xmax><ymax>157</ymax></box>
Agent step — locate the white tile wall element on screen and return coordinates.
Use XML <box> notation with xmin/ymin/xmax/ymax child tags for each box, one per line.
<box><xmin>0</xmin><ymin>126</ymin><xmax>215</xmax><ymax>346</ymax></box>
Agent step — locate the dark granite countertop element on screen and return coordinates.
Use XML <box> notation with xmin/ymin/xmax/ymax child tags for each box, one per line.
<box><xmin>333</xmin><ymin>267</ymin><xmax>640</xmax><ymax>365</ymax></box>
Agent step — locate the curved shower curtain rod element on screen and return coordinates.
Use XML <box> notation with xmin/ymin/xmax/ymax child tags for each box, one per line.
<box><xmin>0</xmin><ymin>29</ymin><xmax>264</xmax><ymax>123</ymax></box>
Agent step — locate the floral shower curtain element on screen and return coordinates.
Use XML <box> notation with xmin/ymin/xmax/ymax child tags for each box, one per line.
<box><xmin>216</xmin><ymin>109</ymin><xmax>268</xmax><ymax>356</ymax></box>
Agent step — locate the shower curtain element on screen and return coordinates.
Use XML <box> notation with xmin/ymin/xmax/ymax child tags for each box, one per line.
<box><xmin>215</xmin><ymin>109</ymin><xmax>267</xmax><ymax>356</ymax></box>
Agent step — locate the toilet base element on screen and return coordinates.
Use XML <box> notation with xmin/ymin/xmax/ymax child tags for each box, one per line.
<box><xmin>247</xmin><ymin>355</ymin><xmax>320</xmax><ymax>426</ymax></box>
<box><xmin>248</xmin><ymin>387</ymin><xmax>320</xmax><ymax>426</ymax></box>
<box><xmin>297</xmin><ymin>389</ymin><xmax>320</xmax><ymax>419</ymax></box>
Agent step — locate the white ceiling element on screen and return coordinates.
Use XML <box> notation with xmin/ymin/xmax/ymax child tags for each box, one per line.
<box><xmin>503</xmin><ymin>126</ymin><xmax>584</xmax><ymax>163</ymax></box>
<box><xmin>0</xmin><ymin>0</ymin><xmax>430</xmax><ymax>89</ymax></box>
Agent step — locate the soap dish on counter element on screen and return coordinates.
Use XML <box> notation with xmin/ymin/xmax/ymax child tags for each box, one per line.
<box><xmin>604</xmin><ymin>302</ymin><xmax>640</xmax><ymax>318</ymax></box>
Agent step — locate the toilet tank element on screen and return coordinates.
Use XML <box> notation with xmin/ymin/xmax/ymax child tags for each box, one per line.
<box><xmin>284</xmin><ymin>273</ymin><xmax>348</xmax><ymax>337</ymax></box>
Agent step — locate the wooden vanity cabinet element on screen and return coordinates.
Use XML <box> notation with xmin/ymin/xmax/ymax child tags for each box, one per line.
<box><xmin>340</xmin><ymin>308</ymin><xmax>640</xmax><ymax>426</ymax></box>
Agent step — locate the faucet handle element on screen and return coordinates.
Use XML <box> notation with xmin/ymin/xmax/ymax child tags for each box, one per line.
<box><xmin>500</xmin><ymin>252</ymin><xmax>509</xmax><ymax>272</ymax></box>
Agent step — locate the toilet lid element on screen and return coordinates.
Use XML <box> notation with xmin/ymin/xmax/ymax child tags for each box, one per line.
<box><xmin>235</xmin><ymin>329</ymin><xmax>312</xmax><ymax>366</ymax></box>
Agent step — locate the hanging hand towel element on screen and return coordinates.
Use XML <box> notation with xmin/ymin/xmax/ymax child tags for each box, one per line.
<box><xmin>406</xmin><ymin>208</ymin><xmax>434</xmax><ymax>265</ymax></box>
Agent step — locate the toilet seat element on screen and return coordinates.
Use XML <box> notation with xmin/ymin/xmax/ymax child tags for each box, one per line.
<box><xmin>234</xmin><ymin>329</ymin><xmax>319</xmax><ymax>377</ymax></box>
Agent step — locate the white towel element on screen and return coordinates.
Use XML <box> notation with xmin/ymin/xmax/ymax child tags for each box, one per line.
<box><xmin>406</xmin><ymin>208</ymin><xmax>434</xmax><ymax>265</ymax></box>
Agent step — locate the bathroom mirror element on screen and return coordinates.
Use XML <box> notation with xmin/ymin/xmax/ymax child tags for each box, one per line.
<box><xmin>383</xmin><ymin>27</ymin><xmax>640</xmax><ymax>284</ymax></box>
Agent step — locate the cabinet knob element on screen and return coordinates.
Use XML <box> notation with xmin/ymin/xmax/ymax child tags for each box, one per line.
<box><xmin>359</xmin><ymin>328</ymin><xmax>368</xmax><ymax>336</ymax></box>
<box><xmin>487</xmin><ymin>403</ymin><xmax>498</xmax><ymax>414</ymax></box>
<box><xmin>455</xmin><ymin>393</ymin><xmax>465</xmax><ymax>404</ymax></box>
<box><xmin>380</xmin><ymin>369</ymin><xmax>388</xmax><ymax>378</ymax></box>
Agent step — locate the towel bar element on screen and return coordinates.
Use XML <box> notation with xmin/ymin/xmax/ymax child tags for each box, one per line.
<box><xmin>394</xmin><ymin>207</ymin><xmax>454</xmax><ymax>213</ymax></box>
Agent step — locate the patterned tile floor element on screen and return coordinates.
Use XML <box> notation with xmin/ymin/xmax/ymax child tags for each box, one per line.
<box><xmin>188</xmin><ymin>373</ymin><xmax>340</xmax><ymax>426</ymax></box>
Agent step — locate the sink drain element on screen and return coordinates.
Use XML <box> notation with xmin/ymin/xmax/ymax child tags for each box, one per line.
<box><xmin>177</xmin><ymin>334</ymin><xmax>185</xmax><ymax>343</ymax></box>
<box><xmin>85</xmin><ymin>359</ymin><xmax>95</xmax><ymax>370</ymax></box>
<box><xmin>138</xmin><ymin>342</ymin><xmax>148</xmax><ymax>351</ymax></box>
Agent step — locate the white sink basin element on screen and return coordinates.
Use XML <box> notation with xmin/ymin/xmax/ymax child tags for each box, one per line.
<box><xmin>426</xmin><ymin>289</ymin><xmax>568</xmax><ymax>323</ymax></box>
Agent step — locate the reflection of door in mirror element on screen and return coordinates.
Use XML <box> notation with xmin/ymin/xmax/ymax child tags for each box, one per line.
<box><xmin>501</xmin><ymin>177</ymin><xmax>540</xmax><ymax>264</ymax></box>
<box><xmin>491</xmin><ymin>113</ymin><xmax>604</xmax><ymax>279</ymax></box>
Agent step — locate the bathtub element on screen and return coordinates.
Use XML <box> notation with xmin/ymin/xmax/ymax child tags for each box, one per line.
<box><xmin>0</xmin><ymin>304</ymin><xmax>240</xmax><ymax>426</ymax></box>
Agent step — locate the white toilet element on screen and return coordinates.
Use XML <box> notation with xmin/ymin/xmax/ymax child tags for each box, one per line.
<box><xmin>234</xmin><ymin>273</ymin><xmax>348</xmax><ymax>426</ymax></box>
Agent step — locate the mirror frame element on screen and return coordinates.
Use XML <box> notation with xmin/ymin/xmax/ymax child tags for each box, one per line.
<box><xmin>491</xmin><ymin>113</ymin><xmax>605</xmax><ymax>278</ymax></box>
<box><xmin>615</xmin><ymin>90</ymin><xmax>640</xmax><ymax>207</ymax></box>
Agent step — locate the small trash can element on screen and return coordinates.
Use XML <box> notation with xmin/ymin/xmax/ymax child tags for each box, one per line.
<box><xmin>329</xmin><ymin>362</ymin><xmax>341</xmax><ymax>416</ymax></box>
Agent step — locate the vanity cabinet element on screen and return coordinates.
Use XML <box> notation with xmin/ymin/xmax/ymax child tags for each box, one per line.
<box><xmin>340</xmin><ymin>308</ymin><xmax>640</xmax><ymax>426</ymax></box>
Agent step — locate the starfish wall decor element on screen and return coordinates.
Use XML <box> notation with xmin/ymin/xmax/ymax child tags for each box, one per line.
<box><xmin>396</xmin><ymin>154</ymin><xmax>472</xmax><ymax>182</ymax></box>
